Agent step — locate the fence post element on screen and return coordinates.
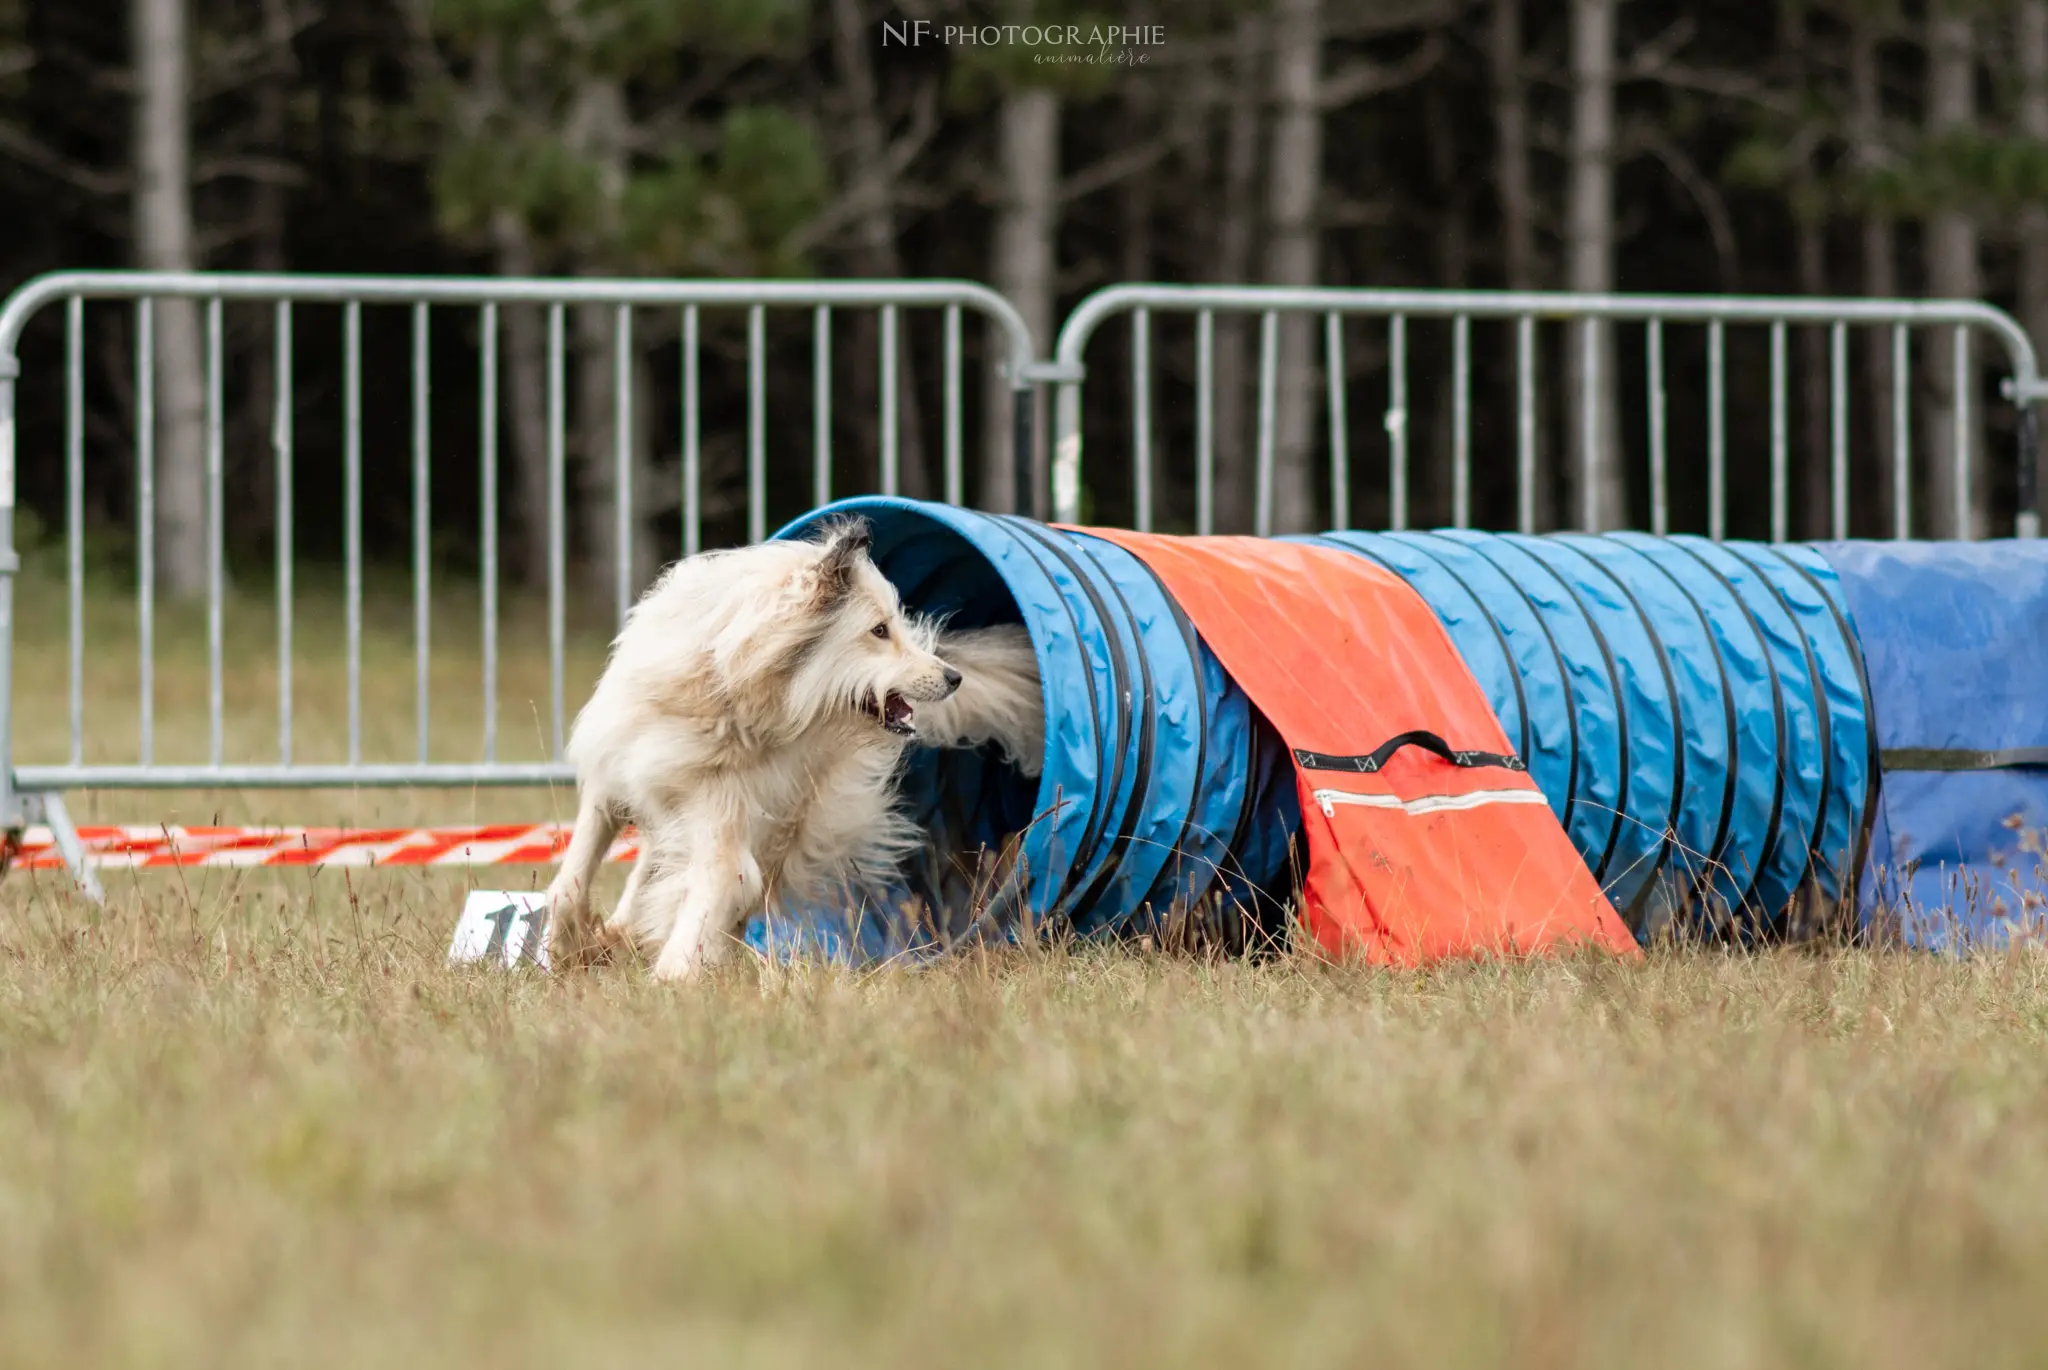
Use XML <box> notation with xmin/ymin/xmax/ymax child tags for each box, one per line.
<box><xmin>0</xmin><ymin>347</ymin><xmax>17</xmax><ymax>838</ymax></box>
<box><xmin>2021</xmin><ymin>406</ymin><xmax>2042</xmax><ymax>540</ymax></box>
<box><xmin>1053</xmin><ymin>376</ymin><xmax>1081</xmax><ymax>525</ymax></box>
<box><xmin>1012</xmin><ymin>380</ymin><xmax>1035</xmax><ymax>519</ymax></box>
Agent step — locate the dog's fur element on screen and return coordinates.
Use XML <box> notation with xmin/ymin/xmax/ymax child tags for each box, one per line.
<box><xmin>545</xmin><ymin>519</ymin><xmax>1044</xmax><ymax>980</ymax></box>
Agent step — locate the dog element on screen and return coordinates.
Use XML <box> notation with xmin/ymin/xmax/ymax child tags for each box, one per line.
<box><xmin>545</xmin><ymin>518</ymin><xmax>1045</xmax><ymax>981</ymax></box>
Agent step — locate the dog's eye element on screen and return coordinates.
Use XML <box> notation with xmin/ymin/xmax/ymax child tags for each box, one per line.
<box><xmin>870</xmin><ymin>622</ymin><xmax>890</xmax><ymax>639</ymax></box>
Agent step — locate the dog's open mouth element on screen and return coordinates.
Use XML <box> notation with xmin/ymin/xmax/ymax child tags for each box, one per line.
<box><xmin>861</xmin><ymin>690</ymin><xmax>916</xmax><ymax>737</ymax></box>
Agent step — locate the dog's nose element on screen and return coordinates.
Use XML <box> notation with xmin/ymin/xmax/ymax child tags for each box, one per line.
<box><xmin>941</xmin><ymin>666</ymin><xmax>963</xmax><ymax>694</ymax></box>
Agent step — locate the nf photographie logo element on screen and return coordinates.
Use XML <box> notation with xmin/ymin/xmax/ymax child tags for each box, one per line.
<box><xmin>881</xmin><ymin>20</ymin><xmax>1165</xmax><ymax>65</ymax></box>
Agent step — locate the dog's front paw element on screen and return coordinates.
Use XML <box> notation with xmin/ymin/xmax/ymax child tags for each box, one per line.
<box><xmin>547</xmin><ymin>902</ymin><xmax>611</xmax><ymax>971</ymax></box>
<box><xmin>648</xmin><ymin>931</ymin><xmax>710</xmax><ymax>982</ymax></box>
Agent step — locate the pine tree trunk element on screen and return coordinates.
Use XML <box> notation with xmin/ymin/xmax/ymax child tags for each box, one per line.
<box><xmin>2018</xmin><ymin>0</ymin><xmax>2048</xmax><ymax>533</ymax></box>
<box><xmin>1211</xmin><ymin>12</ymin><xmax>1264</xmax><ymax>534</ymax></box>
<box><xmin>984</xmin><ymin>89</ymin><xmax>1058</xmax><ymax>517</ymax></box>
<box><xmin>1492</xmin><ymin>0</ymin><xmax>1534</xmax><ymax>295</ymax></box>
<box><xmin>1850</xmin><ymin>19</ymin><xmax>1899</xmax><ymax>537</ymax></box>
<box><xmin>1796</xmin><ymin>213</ymin><xmax>1832</xmax><ymax>537</ymax></box>
<box><xmin>132</xmin><ymin>0</ymin><xmax>208</xmax><ymax>598</ymax></box>
<box><xmin>1491</xmin><ymin>0</ymin><xmax>1549</xmax><ymax>530</ymax></box>
<box><xmin>239</xmin><ymin>0</ymin><xmax>294</xmax><ymax>552</ymax></box>
<box><xmin>1786</xmin><ymin>7</ymin><xmax>1832</xmax><ymax>540</ymax></box>
<box><xmin>565</xmin><ymin>77</ymin><xmax>655</xmax><ymax>596</ymax></box>
<box><xmin>1427</xmin><ymin>78</ymin><xmax>1470</xmax><ymax>529</ymax></box>
<box><xmin>1567</xmin><ymin>0</ymin><xmax>1625</xmax><ymax>532</ymax></box>
<box><xmin>1263</xmin><ymin>0</ymin><xmax>1323</xmax><ymax>536</ymax></box>
<box><xmin>1119</xmin><ymin>55</ymin><xmax>1158</xmax><ymax>523</ymax></box>
<box><xmin>492</xmin><ymin>210</ymin><xmax>552</xmax><ymax>590</ymax></box>
<box><xmin>1924</xmin><ymin>9</ymin><xmax>1982</xmax><ymax>539</ymax></box>
<box><xmin>829</xmin><ymin>0</ymin><xmax>930</xmax><ymax>501</ymax></box>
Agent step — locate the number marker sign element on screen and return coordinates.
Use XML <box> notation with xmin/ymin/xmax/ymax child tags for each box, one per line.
<box><xmin>448</xmin><ymin>890</ymin><xmax>551</xmax><ymax>970</ymax></box>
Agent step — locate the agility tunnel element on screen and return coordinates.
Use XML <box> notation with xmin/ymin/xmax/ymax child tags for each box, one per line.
<box><xmin>747</xmin><ymin>497</ymin><xmax>2048</xmax><ymax>961</ymax></box>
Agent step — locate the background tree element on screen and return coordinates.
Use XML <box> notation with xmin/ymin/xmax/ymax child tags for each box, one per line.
<box><xmin>2</xmin><ymin>0</ymin><xmax>2044</xmax><ymax>579</ymax></box>
<box><xmin>1923</xmin><ymin>2</ymin><xmax>1983</xmax><ymax>538</ymax></box>
<box><xmin>132</xmin><ymin>0</ymin><xmax>208</xmax><ymax>597</ymax></box>
<box><xmin>1567</xmin><ymin>0</ymin><xmax>1623</xmax><ymax>531</ymax></box>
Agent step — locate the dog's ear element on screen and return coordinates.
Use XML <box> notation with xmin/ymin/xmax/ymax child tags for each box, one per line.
<box><xmin>813</xmin><ymin>520</ymin><xmax>872</xmax><ymax>602</ymax></box>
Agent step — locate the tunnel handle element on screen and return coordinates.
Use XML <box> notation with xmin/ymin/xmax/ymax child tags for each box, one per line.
<box><xmin>1291</xmin><ymin>731</ymin><xmax>1528</xmax><ymax>776</ymax></box>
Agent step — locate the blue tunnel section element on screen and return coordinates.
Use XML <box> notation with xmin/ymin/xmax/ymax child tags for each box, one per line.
<box><xmin>1303</xmin><ymin>532</ymin><xmax>1873</xmax><ymax>937</ymax></box>
<box><xmin>1814</xmin><ymin>540</ymin><xmax>2048</xmax><ymax>947</ymax></box>
<box><xmin>745</xmin><ymin>498</ymin><xmax>1300</xmax><ymax>962</ymax></box>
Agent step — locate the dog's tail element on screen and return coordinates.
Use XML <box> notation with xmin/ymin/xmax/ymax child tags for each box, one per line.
<box><xmin>918</xmin><ymin>624</ymin><xmax>1045</xmax><ymax>777</ymax></box>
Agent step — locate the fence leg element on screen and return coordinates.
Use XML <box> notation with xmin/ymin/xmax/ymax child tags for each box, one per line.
<box><xmin>1011</xmin><ymin>383</ymin><xmax>1037</xmax><ymax>520</ymax></box>
<box><xmin>29</xmin><ymin>794</ymin><xmax>103</xmax><ymax>904</ymax></box>
<box><xmin>0</xmin><ymin>354</ymin><xmax>19</xmax><ymax>848</ymax></box>
<box><xmin>2021</xmin><ymin>406</ymin><xmax>2042</xmax><ymax>540</ymax></box>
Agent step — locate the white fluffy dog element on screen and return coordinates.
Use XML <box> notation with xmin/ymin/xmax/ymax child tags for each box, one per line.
<box><xmin>545</xmin><ymin>518</ymin><xmax>1044</xmax><ymax>980</ymax></box>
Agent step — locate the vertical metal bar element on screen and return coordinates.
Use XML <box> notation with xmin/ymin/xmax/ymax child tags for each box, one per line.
<box><xmin>1770</xmin><ymin>320</ymin><xmax>1788</xmax><ymax>543</ymax></box>
<box><xmin>206</xmin><ymin>296</ymin><xmax>224</xmax><ymax>767</ymax></box>
<box><xmin>275</xmin><ymin>302</ymin><xmax>293</xmax><ymax>765</ymax></box>
<box><xmin>1326</xmin><ymin>313</ymin><xmax>1349</xmax><ymax>531</ymax></box>
<box><xmin>1708</xmin><ymin>320</ymin><xmax>1726</xmax><ymax>541</ymax></box>
<box><xmin>1133</xmin><ymin>308</ymin><xmax>1153</xmax><ymax>532</ymax></box>
<box><xmin>1196</xmin><ymin>311</ymin><xmax>1215</xmax><ymax>536</ymax></box>
<box><xmin>1516</xmin><ymin>315</ymin><xmax>1536</xmax><ymax>534</ymax></box>
<box><xmin>480</xmin><ymin>303</ymin><xmax>498</xmax><ymax>765</ymax></box>
<box><xmin>1387</xmin><ymin>314</ymin><xmax>1407</xmax><ymax>532</ymax></box>
<box><xmin>880</xmin><ymin>304</ymin><xmax>900</xmax><ymax>497</ymax></box>
<box><xmin>1578</xmin><ymin>318</ymin><xmax>1598</xmax><ymax>533</ymax></box>
<box><xmin>2020</xmin><ymin>407</ymin><xmax>2042</xmax><ymax>541</ymax></box>
<box><xmin>1830</xmin><ymin>322</ymin><xmax>1848</xmax><ymax>540</ymax></box>
<box><xmin>413</xmin><ymin>303</ymin><xmax>431</xmax><ymax>764</ymax></box>
<box><xmin>65</xmin><ymin>297</ymin><xmax>82</xmax><ymax>767</ymax></box>
<box><xmin>943</xmin><ymin>304</ymin><xmax>963</xmax><ymax>507</ymax></box>
<box><xmin>1255</xmin><ymin>311</ymin><xmax>1279</xmax><ymax>539</ymax></box>
<box><xmin>272</xmin><ymin>301</ymin><xmax>292</xmax><ymax>757</ymax></box>
<box><xmin>682</xmin><ymin>305</ymin><xmax>700</xmax><ymax>557</ymax></box>
<box><xmin>748</xmin><ymin>304</ymin><xmax>766</xmax><ymax>543</ymax></box>
<box><xmin>1954</xmin><ymin>326</ymin><xmax>1972</xmax><ymax>538</ymax></box>
<box><xmin>615</xmin><ymin>304</ymin><xmax>633</xmax><ymax>627</ymax></box>
<box><xmin>1893</xmin><ymin>324</ymin><xmax>1911</xmax><ymax>539</ymax></box>
<box><xmin>547</xmin><ymin>302</ymin><xmax>566</xmax><ymax>757</ymax></box>
<box><xmin>136</xmin><ymin>299</ymin><xmax>154</xmax><ymax>765</ymax></box>
<box><xmin>0</xmin><ymin>346</ymin><xmax>13</xmax><ymax>826</ymax></box>
<box><xmin>813</xmin><ymin>305</ymin><xmax>832</xmax><ymax>509</ymax></box>
<box><xmin>1015</xmin><ymin>384</ymin><xmax>1037</xmax><ymax>520</ymax></box>
<box><xmin>345</xmin><ymin>301</ymin><xmax>362</xmax><ymax>765</ymax></box>
<box><xmin>1647</xmin><ymin>319</ymin><xmax>1668</xmax><ymax>536</ymax></box>
<box><xmin>1452</xmin><ymin>314</ymin><xmax>1471</xmax><ymax>530</ymax></box>
<box><xmin>1052</xmin><ymin>380</ymin><xmax>1081</xmax><ymax>525</ymax></box>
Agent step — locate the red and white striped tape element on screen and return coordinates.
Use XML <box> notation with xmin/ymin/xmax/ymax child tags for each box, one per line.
<box><xmin>7</xmin><ymin>824</ymin><xmax>633</xmax><ymax>871</ymax></box>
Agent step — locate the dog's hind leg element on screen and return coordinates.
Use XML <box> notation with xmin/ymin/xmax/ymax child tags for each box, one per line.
<box><xmin>601</xmin><ymin>852</ymin><xmax>650</xmax><ymax>949</ymax></box>
<box><xmin>546</xmin><ymin>790</ymin><xmax>622</xmax><ymax>969</ymax></box>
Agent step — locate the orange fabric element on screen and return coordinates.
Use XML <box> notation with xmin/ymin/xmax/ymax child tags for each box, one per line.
<box><xmin>1075</xmin><ymin>528</ymin><xmax>1637</xmax><ymax>964</ymax></box>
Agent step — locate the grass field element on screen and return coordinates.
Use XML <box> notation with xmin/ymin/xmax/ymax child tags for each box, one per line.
<box><xmin>7</xmin><ymin>571</ymin><xmax>2048</xmax><ymax>1367</ymax></box>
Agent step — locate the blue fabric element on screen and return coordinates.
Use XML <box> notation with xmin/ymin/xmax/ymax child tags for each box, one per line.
<box><xmin>1304</xmin><ymin>531</ymin><xmax>1871</xmax><ymax>942</ymax></box>
<box><xmin>1814</xmin><ymin>541</ymin><xmax>2048</xmax><ymax>948</ymax></box>
<box><xmin>745</xmin><ymin>498</ymin><xmax>1296</xmax><ymax>960</ymax></box>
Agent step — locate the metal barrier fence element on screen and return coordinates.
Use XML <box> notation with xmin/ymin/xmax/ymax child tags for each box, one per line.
<box><xmin>1048</xmin><ymin>285</ymin><xmax>2047</xmax><ymax>542</ymax></box>
<box><xmin>6</xmin><ymin>271</ymin><xmax>2048</xmax><ymax>900</ymax></box>
<box><xmin>0</xmin><ymin>272</ymin><xmax>1038</xmax><ymax>893</ymax></box>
